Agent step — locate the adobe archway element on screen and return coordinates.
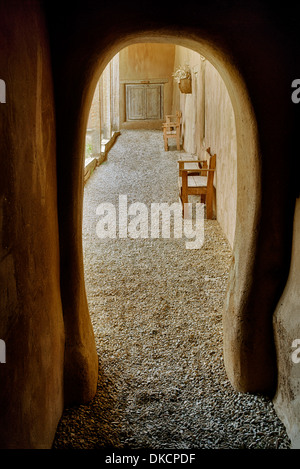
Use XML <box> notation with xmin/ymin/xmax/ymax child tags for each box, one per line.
<box><xmin>0</xmin><ymin>0</ymin><xmax>297</xmax><ymax>449</ymax></box>
<box><xmin>88</xmin><ymin>34</ymin><xmax>264</xmax><ymax>391</ymax></box>
<box><xmin>45</xmin><ymin>2</ymin><xmax>296</xmax><ymax>405</ymax></box>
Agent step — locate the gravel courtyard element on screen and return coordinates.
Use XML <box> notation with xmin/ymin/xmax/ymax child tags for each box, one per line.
<box><xmin>53</xmin><ymin>130</ymin><xmax>290</xmax><ymax>449</ymax></box>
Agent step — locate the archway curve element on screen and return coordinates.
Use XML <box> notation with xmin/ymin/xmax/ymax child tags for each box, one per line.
<box><xmin>49</xmin><ymin>9</ymin><xmax>295</xmax><ymax>404</ymax></box>
<box><xmin>84</xmin><ymin>31</ymin><xmax>263</xmax><ymax>393</ymax></box>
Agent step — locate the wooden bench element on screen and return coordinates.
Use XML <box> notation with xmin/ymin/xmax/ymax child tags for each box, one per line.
<box><xmin>162</xmin><ymin>111</ymin><xmax>181</xmax><ymax>151</ymax></box>
<box><xmin>178</xmin><ymin>148</ymin><xmax>216</xmax><ymax>219</ymax></box>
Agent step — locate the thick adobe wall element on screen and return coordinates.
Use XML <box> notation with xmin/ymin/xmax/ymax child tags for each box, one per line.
<box><xmin>273</xmin><ymin>199</ymin><xmax>300</xmax><ymax>448</ymax></box>
<box><xmin>0</xmin><ymin>0</ymin><xmax>297</xmax><ymax>449</ymax></box>
<box><xmin>0</xmin><ymin>1</ymin><xmax>64</xmax><ymax>448</ymax></box>
<box><xmin>45</xmin><ymin>0</ymin><xmax>296</xmax><ymax>402</ymax></box>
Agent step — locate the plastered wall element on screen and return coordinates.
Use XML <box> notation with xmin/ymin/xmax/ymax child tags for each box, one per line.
<box><xmin>273</xmin><ymin>198</ymin><xmax>300</xmax><ymax>448</ymax></box>
<box><xmin>119</xmin><ymin>43</ymin><xmax>175</xmax><ymax>129</ymax></box>
<box><xmin>172</xmin><ymin>46</ymin><xmax>237</xmax><ymax>248</ymax></box>
<box><xmin>0</xmin><ymin>0</ymin><xmax>298</xmax><ymax>450</ymax></box>
<box><xmin>0</xmin><ymin>1</ymin><xmax>65</xmax><ymax>448</ymax></box>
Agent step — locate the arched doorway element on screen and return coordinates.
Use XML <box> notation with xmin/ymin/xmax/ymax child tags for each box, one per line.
<box><xmin>59</xmin><ymin>33</ymin><xmax>265</xmax><ymax>402</ymax></box>
<box><xmin>54</xmin><ymin>37</ymin><xmax>289</xmax><ymax>448</ymax></box>
<box><xmin>48</xmin><ymin>6</ymin><xmax>294</xmax><ymax>406</ymax></box>
<box><xmin>0</xmin><ymin>0</ymin><xmax>296</xmax><ymax>449</ymax></box>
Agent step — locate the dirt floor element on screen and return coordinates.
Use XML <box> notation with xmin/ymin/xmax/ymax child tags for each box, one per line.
<box><xmin>53</xmin><ymin>130</ymin><xmax>290</xmax><ymax>449</ymax></box>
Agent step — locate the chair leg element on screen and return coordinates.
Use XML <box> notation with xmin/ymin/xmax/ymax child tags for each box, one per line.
<box><xmin>164</xmin><ymin>136</ymin><xmax>168</xmax><ymax>151</ymax></box>
<box><xmin>181</xmin><ymin>173</ymin><xmax>188</xmax><ymax>217</ymax></box>
<box><xmin>206</xmin><ymin>191</ymin><xmax>213</xmax><ymax>219</ymax></box>
<box><xmin>182</xmin><ymin>195</ymin><xmax>189</xmax><ymax>217</ymax></box>
<box><xmin>176</xmin><ymin>130</ymin><xmax>180</xmax><ymax>150</ymax></box>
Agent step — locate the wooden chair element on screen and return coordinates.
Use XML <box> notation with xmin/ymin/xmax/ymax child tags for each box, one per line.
<box><xmin>178</xmin><ymin>148</ymin><xmax>216</xmax><ymax>219</ymax></box>
<box><xmin>162</xmin><ymin>111</ymin><xmax>181</xmax><ymax>151</ymax></box>
<box><xmin>178</xmin><ymin>154</ymin><xmax>208</xmax><ymax>177</ymax></box>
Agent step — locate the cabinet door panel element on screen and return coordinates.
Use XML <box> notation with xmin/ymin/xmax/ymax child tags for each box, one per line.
<box><xmin>146</xmin><ymin>85</ymin><xmax>162</xmax><ymax>119</ymax></box>
<box><xmin>126</xmin><ymin>85</ymin><xmax>146</xmax><ymax>120</ymax></box>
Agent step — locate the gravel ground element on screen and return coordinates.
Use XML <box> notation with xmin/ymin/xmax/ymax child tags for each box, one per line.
<box><xmin>53</xmin><ymin>130</ymin><xmax>290</xmax><ymax>450</ymax></box>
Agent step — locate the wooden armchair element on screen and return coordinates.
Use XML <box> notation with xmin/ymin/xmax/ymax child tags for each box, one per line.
<box><xmin>162</xmin><ymin>111</ymin><xmax>182</xmax><ymax>151</ymax></box>
<box><xmin>178</xmin><ymin>148</ymin><xmax>216</xmax><ymax>219</ymax></box>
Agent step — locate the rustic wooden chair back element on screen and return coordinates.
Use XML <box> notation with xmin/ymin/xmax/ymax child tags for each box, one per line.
<box><xmin>163</xmin><ymin>111</ymin><xmax>182</xmax><ymax>151</ymax></box>
<box><xmin>179</xmin><ymin>150</ymin><xmax>216</xmax><ymax>219</ymax></box>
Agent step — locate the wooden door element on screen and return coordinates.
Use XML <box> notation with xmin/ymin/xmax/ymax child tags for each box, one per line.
<box><xmin>126</xmin><ymin>84</ymin><xmax>163</xmax><ymax>120</ymax></box>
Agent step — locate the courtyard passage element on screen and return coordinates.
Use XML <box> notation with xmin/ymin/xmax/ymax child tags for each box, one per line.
<box><xmin>53</xmin><ymin>130</ymin><xmax>290</xmax><ymax>449</ymax></box>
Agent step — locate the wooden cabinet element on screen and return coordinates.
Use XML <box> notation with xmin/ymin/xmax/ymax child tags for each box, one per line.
<box><xmin>125</xmin><ymin>83</ymin><xmax>164</xmax><ymax>121</ymax></box>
